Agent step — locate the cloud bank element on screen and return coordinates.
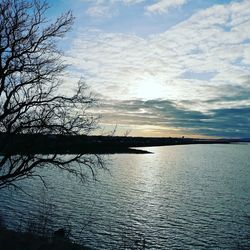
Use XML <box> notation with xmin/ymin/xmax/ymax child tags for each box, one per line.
<box><xmin>66</xmin><ymin>0</ymin><xmax>250</xmax><ymax>137</ymax></box>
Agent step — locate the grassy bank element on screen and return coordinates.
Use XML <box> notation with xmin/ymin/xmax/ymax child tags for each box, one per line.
<box><xmin>0</xmin><ymin>198</ymin><xmax>90</xmax><ymax>250</ymax></box>
<box><xmin>0</xmin><ymin>228</ymin><xmax>88</xmax><ymax>250</ymax></box>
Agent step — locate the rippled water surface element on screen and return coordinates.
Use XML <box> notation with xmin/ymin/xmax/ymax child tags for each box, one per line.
<box><xmin>1</xmin><ymin>144</ymin><xmax>250</xmax><ymax>249</ymax></box>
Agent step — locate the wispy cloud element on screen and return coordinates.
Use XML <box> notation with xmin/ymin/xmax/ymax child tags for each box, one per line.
<box><xmin>145</xmin><ymin>0</ymin><xmax>188</xmax><ymax>14</ymax></box>
<box><xmin>83</xmin><ymin>0</ymin><xmax>188</xmax><ymax>18</ymax></box>
<box><xmin>83</xmin><ymin>0</ymin><xmax>145</xmax><ymax>18</ymax></box>
<box><xmin>85</xmin><ymin>5</ymin><xmax>114</xmax><ymax>18</ymax></box>
<box><xmin>81</xmin><ymin>0</ymin><xmax>145</xmax><ymax>5</ymax></box>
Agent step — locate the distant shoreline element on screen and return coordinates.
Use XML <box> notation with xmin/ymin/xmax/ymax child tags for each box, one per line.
<box><xmin>0</xmin><ymin>133</ymin><xmax>249</xmax><ymax>155</ymax></box>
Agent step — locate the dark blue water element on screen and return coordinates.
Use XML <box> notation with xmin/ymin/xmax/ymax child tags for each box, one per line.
<box><xmin>0</xmin><ymin>144</ymin><xmax>250</xmax><ymax>249</ymax></box>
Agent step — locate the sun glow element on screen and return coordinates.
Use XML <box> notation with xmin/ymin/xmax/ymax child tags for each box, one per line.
<box><xmin>134</xmin><ymin>77</ymin><xmax>166</xmax><ymax>100</ymax></box>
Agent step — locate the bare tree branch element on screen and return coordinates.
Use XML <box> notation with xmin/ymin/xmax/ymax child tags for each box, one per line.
<box><xmin>0</xmin><ymin>0</ymin><xmax>104</xmax><ymax>189</ymax></box>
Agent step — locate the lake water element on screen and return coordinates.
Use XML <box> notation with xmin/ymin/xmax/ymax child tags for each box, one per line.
<box><xmin>0</xmin><ymin>144</ymin><xmax>250</xmax><ymax>249</ymax></box>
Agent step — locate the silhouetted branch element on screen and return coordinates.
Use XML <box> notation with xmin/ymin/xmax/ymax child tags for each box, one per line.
<box><xmin>0</xmin><ymin>0</ymin><xmax>104</xmax><ymax>188</ymax></box>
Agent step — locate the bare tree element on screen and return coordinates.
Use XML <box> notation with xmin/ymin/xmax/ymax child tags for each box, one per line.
<box><xmin>0</xmin><ymin>0</ymin><xmax>104</xmax><ymax>188</ymax></box>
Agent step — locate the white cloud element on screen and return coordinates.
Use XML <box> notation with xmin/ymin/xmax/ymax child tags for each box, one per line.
<box><xmin>145</xmin><ymin>0</ymin><xmax>188</xmax><ymax>14</ymax></box>
<box><xmin>84</xmin><ymin>0</ymin><xmax>145</xmax><ymax>18</ymax></box>
<box><xmin>85</xmin><ymin>5</ymin><xmax>113</xmax><ymax>18</ymax></box>
<box><xmin>84</xmin><ymin>0</ymin><xmax>188</xmax><ymax>17</ymax></box>
<box><xmin>117</xmin><ymin>0</ymin><xmax>145</xmax><ymax>4</ymax></box>
<box><xmin>86</xmin><ymin>0</ymin><xmax>187</xmax><ymax>11</ymax></box>
<box><xmin>66</xmin><ymin>0</ymin><xmax>250</xmax><ymax>113</ymax></box>
<box><xmin>81</xmin><ymin>0</ymin><xmax>145</xmax><ymax>4</ymax></box>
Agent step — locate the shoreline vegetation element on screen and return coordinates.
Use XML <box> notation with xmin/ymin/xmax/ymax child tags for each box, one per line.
<box><xmin>0</xmin><ymin>218</ymin><xmax>89</xmax><ymax>250</ymax></box>
<box><xmin>0</xmin><ymin>133</ymin><xmax>249</xmax><ymax>155</ymax></box>
<box><xmin>0</xmin><ymin>203</ymin><xmax>146</xmax><ymax>250</ymax></box>
<box><xmin>0</xmin><ymin>228</ymin><xmax>88</xmax><ymax>250</ymax></box>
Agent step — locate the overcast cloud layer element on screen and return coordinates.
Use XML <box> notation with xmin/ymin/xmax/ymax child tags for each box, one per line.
<box><xmin>62</xmin><ymin>0</ymin><xmax>250</xmax><ymax>138</ymax></box>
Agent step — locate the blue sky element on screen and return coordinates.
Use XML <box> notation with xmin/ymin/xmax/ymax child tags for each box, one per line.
<box><xmin>48</xmin><ymin>0</ymin><xmax>250</xmax><ymax>138</ymax></box>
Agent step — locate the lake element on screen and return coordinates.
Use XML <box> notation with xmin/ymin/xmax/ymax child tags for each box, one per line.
<box><xmin>0</xmin><ymin>144</ymin><xmax>250</xmax><ymax>249</ymax></box>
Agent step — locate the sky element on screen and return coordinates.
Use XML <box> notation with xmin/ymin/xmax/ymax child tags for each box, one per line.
<box><xmin>48</xmin><ymin>0</ymin><xmax>250</xmax><ymax>138</ymax></box>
